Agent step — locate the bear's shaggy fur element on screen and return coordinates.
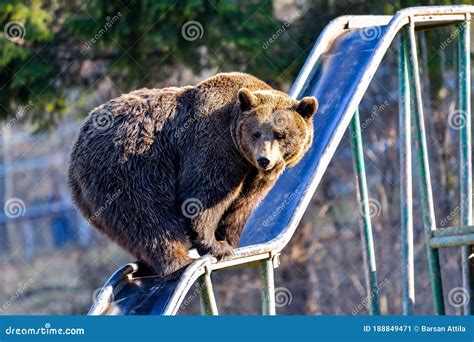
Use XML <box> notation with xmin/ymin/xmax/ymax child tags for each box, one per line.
<box><xmin>68</xmin><ymin>72</ymin><xmax>317</xmax><ymax>278</ymax></box>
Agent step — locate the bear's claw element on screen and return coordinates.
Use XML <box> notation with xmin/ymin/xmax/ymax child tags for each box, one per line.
<box><xmin>213</xmin><ymin>240</ymin><xmax>234</xmax><ymax>259</ymax></box>
<box><xmin>196</xmin><ymin>240</ymin><xmax>234</xmax><ymax>259</ymax></box>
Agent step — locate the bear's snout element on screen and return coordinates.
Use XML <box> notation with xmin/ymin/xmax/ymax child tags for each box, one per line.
<box><xmin>257</xmin><ymin>157</ymin><xmax>270</xmax><ymax>169</ymax></box>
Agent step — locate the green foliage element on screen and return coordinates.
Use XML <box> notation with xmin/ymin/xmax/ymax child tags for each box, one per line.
<box><xmin>0</xmin><ymin>0</ymin><xmax>468</xmax><ymax>130</ymax></box>
<box><xmin>2</xmin><ymin>0</ymin><xmax>289</xmax><ymax>129</ymax></box>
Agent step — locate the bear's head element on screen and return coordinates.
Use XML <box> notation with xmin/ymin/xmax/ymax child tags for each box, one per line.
<box><xmin>233</xmin><ymin>88</ymin><xmax>318</xmax><ymax>172</ymax></box>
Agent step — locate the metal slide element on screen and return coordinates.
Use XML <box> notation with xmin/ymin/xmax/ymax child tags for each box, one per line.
<box><xmin>89</xmin><ymin>6</ymin><xmax>474</xmax><ymax>315</ymax></box>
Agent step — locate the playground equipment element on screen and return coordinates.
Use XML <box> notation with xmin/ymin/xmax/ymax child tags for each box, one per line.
<box><xmin>89</xmin><ymin>5</ymin><xmax>473</xmax><ymax>316</ymax></box>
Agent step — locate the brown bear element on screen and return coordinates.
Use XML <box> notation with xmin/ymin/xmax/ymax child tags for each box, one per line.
<box><xmin>68</xmin><ymin>72</ymin><xmax>317</xmax><ymax>278</ymax></box>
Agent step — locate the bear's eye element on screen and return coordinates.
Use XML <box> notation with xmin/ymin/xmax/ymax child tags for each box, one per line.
<box><xmin>274</xmin><ymin>132</ymin><xmax>286</xmax><ymax>140</ymax></box>
<box><xmin>253</xmin><ymin>132</ymin><xmax>262</xmax><ymax>139</ymax></box>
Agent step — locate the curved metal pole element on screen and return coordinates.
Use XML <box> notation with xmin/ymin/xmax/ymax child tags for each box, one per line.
<box><xmin>88</xmin><ymin>262</ymin><xmax>139</xmax><ymax>315</ymax></box>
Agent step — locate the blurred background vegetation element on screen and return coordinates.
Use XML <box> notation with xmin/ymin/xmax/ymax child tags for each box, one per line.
<box><xmin>3</xmin><ymin>0</ymin><xmax>469</xmax><ymax>130</ymax></box>
<box><xmin>0</xmin><ymin>0</ymin><xmax>473</xmax><ymax>315</ymax></box>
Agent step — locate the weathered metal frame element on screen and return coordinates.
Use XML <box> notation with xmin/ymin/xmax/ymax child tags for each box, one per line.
<box><xmin>457</xmin><ymin>14</ymin><xmax>473</xmax><ymax>315</ymax></box>
<box><xmin>89</xmin><ymin>5</ymin><xmax>474</xmax><ymax>316</ymax></box>
<box><xmin>395</xmin><ymin>11</ymin><xmax>473</xmax><ymax>316</ymax></box>
<box><xmin>405</xmin><ymin>19</ymin><xmax>446</xmax><ymax>314</ymax></box>
<box><xmin>394</xmin><ymin>12</ymin><xmax>474</xmax><ymax>316</ymax></box>
<box><xmin>196</xmin><ymin>268</ymin><xmax>219</xmax><ymax>315</ymax></box>
<box><xmin>349</xmin><ymin>109</ymin><xmax>380</xmax><ymax>315</ymax></box>
<box><xmin>260</xmin><ymin>258</ymin><xmax>276</xmax><ymax>315</ymax></box>
<box><xmin>398</xmin><ymin>30</ymin><xmax>415</xmax><ymax>315</ymax></box>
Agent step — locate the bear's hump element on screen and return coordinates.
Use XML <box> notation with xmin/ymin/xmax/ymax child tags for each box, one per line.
<box><xmin>197</xmin><ymin>72</ymin><xmax>272</xmax><ymax>92</ymax></box>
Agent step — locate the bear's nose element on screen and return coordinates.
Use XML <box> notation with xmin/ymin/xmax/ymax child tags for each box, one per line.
<box><xmin>257</xmin><ymin>157</ymin><xmax>270</xmax><ymax>169</ymax></box>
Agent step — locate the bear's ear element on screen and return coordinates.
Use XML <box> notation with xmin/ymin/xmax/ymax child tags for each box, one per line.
<box><xmin>295</xmin><ymin>97</ymin><xmax>318</xmax><ymax>120</ymax></box>
<box><xmin>238</xmin><ymin>88</ymin><xmax>259</xmax><ymax>111</ymax></box>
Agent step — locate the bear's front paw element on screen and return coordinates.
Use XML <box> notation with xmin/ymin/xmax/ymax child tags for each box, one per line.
<box><xmin>196</xmin><ymin>240</ymin><xmax>234</xmax><ymax>259</ymax></box>
<box><xmin>211</xmin><ymin>240</ymin><xmax>234</xmax><ymax>259</ymax></box>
